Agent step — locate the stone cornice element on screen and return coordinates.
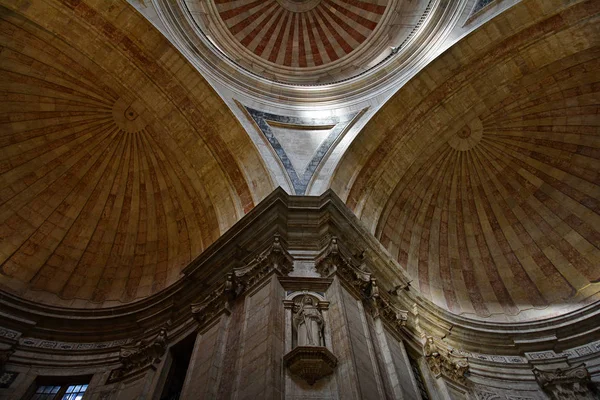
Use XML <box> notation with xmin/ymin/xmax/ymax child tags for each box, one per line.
<box><xmin>0</xmin><ymin>189</ymin><xmax>598</xmax><ymax>366</ymax></box>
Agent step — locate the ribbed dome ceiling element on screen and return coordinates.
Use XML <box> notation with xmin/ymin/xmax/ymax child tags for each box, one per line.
<box><xmin>0</xmin><ymin>1</ymin><xmax>274</xmax><ymax>307</ymax></box>
<box><xmin>332</xmin><ymin>0</ymin><xmax>600</xmax><ymax>321</ymax></box>
<box><xmin>215</xmin><ymin>0</ymin><xmax>386</xmax><ymax>67</ymax></box>
<box><xmin>186</xmin><ymin>0</ymin><xmax>431</xmax><ymax>83</ymax></box>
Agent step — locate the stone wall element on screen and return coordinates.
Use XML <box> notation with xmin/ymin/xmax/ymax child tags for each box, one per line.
<box><xmin>1</xmin><ymin>191</ymin><xmax>598</xmax><ymax>400</ymax></box>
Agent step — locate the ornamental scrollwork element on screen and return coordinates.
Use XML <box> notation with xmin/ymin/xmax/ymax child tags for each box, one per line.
<box><xmin>232</xmin><ymin>234</ymin><xmax>293</xmax><ymax>294</ymax></box>
<box><xmin>317</xmin><ymin>237</ymin><xmax>408</xmax><ymax>332</ymax></box>
<box><xmin>424</xmin><ymin>336</ymin><xmax>469</xmax><ymax>385</ymax></box>
<box><xmin>315</xmin><ymin>237</ymin><xmax>371</xmax><ymax>292</ymax></box>
<box><xmin>533</xmin><ymin>363</ymin><xmax>596</xmax><ymax>399</ymax></box>
<box><xmin>190</xmin><ymin>275</ymin><xmax>235</xmax><ymax>325</ymax></box>
<box><xmin>108</xmin><ymin>327</ymin><xmax>168</xmax><ymax>382</ymax></box>
<box><xmin>364</xmin><ymin>279</ymin><xmax>408</xmax><ymax>332</ymax></box>
<box><xmin>191</xmin><ymin>235</ymin><xmax>293</xmax><ymax>326</ymax></box>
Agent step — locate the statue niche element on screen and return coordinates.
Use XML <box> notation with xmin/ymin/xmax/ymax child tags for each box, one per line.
<box><xmin>283</xmin><ymin>292</ymin><xmax>337</xmax><ymax>385</ymax></box>
<box><xmin>293</xmin><ymin>295</ymin><xmax>324</xmax><ymax>348</ymax></box>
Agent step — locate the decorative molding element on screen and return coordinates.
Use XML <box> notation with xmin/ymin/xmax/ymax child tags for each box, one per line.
<box><xmin>317</xmin><ymin>237</ymin><xmax>409</xmax><ymax>334</ymax></box>
<box><xmin>107</xmin><ymin>328</ymin><xmax>168</xmax><ymax>383</ymax></box>
<box><xmin>424</xmin><ymin>336</ymin><xmax>469</xmax><ymax>385</ymax></box>
<box><xmin>191</xmin><ymin>234</ymin><xmax>293</xmax><ymax>327</ymax></box>
<box><xmin>18</xmin><ymin>337</ymin><xmax>130</xmax><ymax>351</ymax></box>
<box><xmin>0</xmin><ymin>370</ymin><xmax>18</xmax><ymax>389</ymax></box>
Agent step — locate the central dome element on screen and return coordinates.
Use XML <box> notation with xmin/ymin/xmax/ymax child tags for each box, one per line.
<box><xmin>187</xmin><ymin>0</ymin><xmax>432</xmax><ymax>84</ymax></box>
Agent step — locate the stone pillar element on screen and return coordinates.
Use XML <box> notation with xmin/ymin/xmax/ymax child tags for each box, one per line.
<box><xmin>182</xmin><ymin>276</ymin><xmax>287</xmax><ymax>400</ymax></box>
<box><xmin>179</xmin><ymin>315</ymin><xmax>230</xmax><ymax>400</ymax></box>
<box><xmin>231</xmin><ymin>275</ymin><xmax>285</xmax><ymax>400</ymax></box>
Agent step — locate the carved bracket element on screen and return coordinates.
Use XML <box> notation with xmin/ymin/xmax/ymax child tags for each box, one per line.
<box><xmin>107</xmin><ymin>328</ymin><xmax>168</xmax><ymax>383</ymax></box>
<box><xmin>284</xmin><ymin>346</ymin><xmax>338</xmax><ymax>385</ymax></box>
<box><xmin>424</xmin><ymin>336</ymin><xmax>469</xmax><ymax>386</ymax></box>
<box><xmin>191</xmin><ymin>273</ymin><xmax>235</xmax><ymax>326</ymax></box>
<box><xmin>533</xmin><ymin>363</ymin><xmax>596</xmax><ymax>399</ymax></box>
<box><xmin>316</xmin><ymin>237</ymin><xmax>371</xmax><ymax>292</ymax></box>
<box><xmin>369</xmin><ymin>281</ymin><xmax>408</xmax><ymax>332</ymax></box>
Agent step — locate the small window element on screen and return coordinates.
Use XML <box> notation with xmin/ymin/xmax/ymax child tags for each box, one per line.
<box><xmin>30</xmin><ymin>385</ymin><xmax>61</xmax><ymax>400</ymax></box>
<box><xmin>62</xmin><ymin>384</ymin><xmax>89</xmax><ymax>400</ymax></box>
<box><xmin>28</xmin><ymin>378</ymin><xmax>90</xmax><ymax>400</ymax></box>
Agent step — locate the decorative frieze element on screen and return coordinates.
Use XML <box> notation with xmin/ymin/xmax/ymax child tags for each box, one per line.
<box><xmin>108</xmin><ymin>328</ymin><xmax>168</xmax><ymax>383</ymax></box>
<box><xmin>18</xmin><ymin>337</ymin><xmax>130</xmax><ymax>351</ymax></box>
<box><xmin>526</xmin><ymin>340</ymin><xmax>600</xmax><ymax>362</ymax></box>
<box><xmin>424</xmin><ymin>336</ymin><xmax>469</xmax><ymax>385</ymax></box>
<box><xmin>0</xmin><ymin>328</ymin><xmax>20</xmax><ymax>342</ymax></box>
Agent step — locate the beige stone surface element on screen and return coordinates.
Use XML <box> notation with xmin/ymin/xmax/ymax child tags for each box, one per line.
<box><xmin>0</xmin><ymin>0</ymin><xmax>274</xmax><ymax>307</ymax></box>
<box><xmin>332</xmin><ymin>0</ymin><xmax>600</xmax><ymax>321</ymax></box>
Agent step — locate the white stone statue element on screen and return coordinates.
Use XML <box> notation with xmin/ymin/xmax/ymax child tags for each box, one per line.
<box><xmin>293</xmin><ymin>295</ymin><xmax>324</xmax><ymax>347</ymax></box>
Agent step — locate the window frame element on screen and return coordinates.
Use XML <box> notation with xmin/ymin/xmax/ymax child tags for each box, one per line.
<box><xmin>27</xmin><ymin>375</ymin><xmax>91</xmax><ymax>400</ymax></box>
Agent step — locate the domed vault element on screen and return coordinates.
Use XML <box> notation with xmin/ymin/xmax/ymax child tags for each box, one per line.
<box><xmin>332</xmin><ymin>0</ymin><xmax>600</xmax><ymax>321</ymax></box>
<box><xmin>0</xmin><ymin>0</ymin><xmax>599</xmax><ymax>326</ymax></box>
<box><xmin>0</xmin><ymin>1</ymin><xmax>274</xmax><ymax>307</ymax></box>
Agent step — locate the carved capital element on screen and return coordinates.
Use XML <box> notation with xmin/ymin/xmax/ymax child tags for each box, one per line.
<box><xmin>108</xmin><ymin>328</ymin><xmax>168</xmax><ymax>382</ymax></box>
<box><xmin>191</xmin><ymin>235</ymin><xmax>293</xmax><ymax>326</ymax></box>
<box><xmin>316</xmin><ymin>237</ymin><xmax>371</xmax><ymax>292</ymax></box>
<box><xmin>375</xmin><ymin>294</ymin><xmax>408</xmax><ymax>331</ymax></box>
<box><xmin>424</xmin><ymin>337</ymin><xmax>469</xmax><ymax>385</ymax></box>
<box><xmin>191</xmin><ymin>275</ymin><xmax>234</xmax><ymax>325</ymax></box>
<box><xmin>364</xmin><ymin>279</ymin><xmax>408</xmax><ymax>333</ymax></box>
<box><xmin>233</xmin><ymin>234</ymin><xmax>293</xmax><ymax>293</ymax></box>
<box><xmin>533</xmin><ymin>363</ymin><xmax>595</xmax><ymax>399</ymax></box>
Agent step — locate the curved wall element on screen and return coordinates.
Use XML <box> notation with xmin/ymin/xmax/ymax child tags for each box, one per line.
<box><xmin>0</xmin><ymin>0</ymin><xmax>275</xmax><ymax>307</ymax></box>
<box><xmin>332</xmin><ymin>0</ymin><xmax>600</xmax><ymax>321</ymax></box>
